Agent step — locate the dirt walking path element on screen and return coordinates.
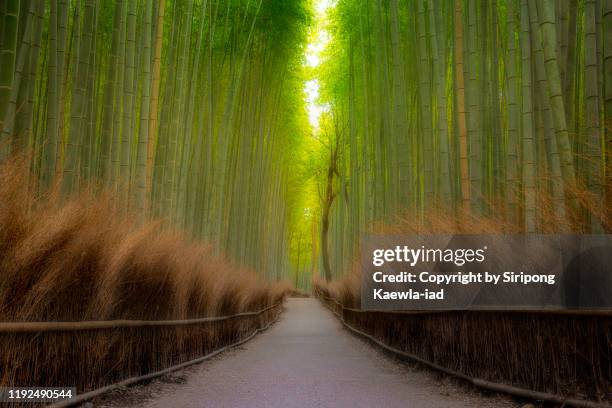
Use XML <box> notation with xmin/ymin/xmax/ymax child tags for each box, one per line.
<box><xmin>97</xmin><ymin>298</ymin><xmax>517</xmax><ymax>408</ymax></box>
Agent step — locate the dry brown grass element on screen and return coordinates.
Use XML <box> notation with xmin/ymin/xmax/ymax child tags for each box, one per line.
<box><xmin>0</xmin><ymin>157</ymin><xmax>290</xmax><ymax>392</ymax></box>
<box><xmin>315</xmin><ymin>262</ymin><xmax>611</xmax><ymax>402</ymax></box>
<box><xmin>314</xmin><ymin>178</ymin><xmax>612</xmax><ymax>403</ymax></box>
<box><xmin>317</xmin><ymin>164</ymin><xmax>612</xmax><ymax>308</ymax></box>
<box><xmin>317</xmin><ymin>293</ymin><xmax>611</xmax><ymax>402</ymax></box>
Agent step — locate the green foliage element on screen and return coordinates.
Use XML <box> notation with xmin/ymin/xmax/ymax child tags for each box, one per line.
<box><xmin>0</xmin><ymin>0</ymin><xmax>610</xmax><ymax>289</ymax></box>
<box><xmin>309</xmin><ymin>0</ymin><xmax>611</xmax><ymax>280</ymax></box>
<box><xmin>0</xmin><ymin>0</ymin><xmax>312</xmax><ymax>283</ymax></box>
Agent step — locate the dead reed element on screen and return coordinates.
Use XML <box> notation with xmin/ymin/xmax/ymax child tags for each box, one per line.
<box><xmin>0</xmin><ymin>158</ymin><xmax>288</xmax><ymax>392</ymax></box>
<box><xmin>316</xmin><ymin>291</ymin><xmax>611</xmax><ymax>403</ymax></box>
<box><xmin>314</xmin><ymin>184</ymin><xmax>612</xmax><ymax>403</ymax></box>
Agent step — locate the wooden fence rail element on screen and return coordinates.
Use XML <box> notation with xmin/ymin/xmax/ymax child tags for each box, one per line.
<box><xmin>317</xmin><ymin>294</ymin><xmax>611</xmax><ymax>408</ymax></box>
<box><xmin>0</xmin><ymin>303</ymin><xmax>279</xmax><ymax>333</ymax></box>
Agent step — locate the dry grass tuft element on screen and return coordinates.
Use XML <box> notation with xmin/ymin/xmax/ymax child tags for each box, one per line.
<box><xmin>0</xmin><ymin>157</ymin><xmax>290</xmax><ymax>392</ymax></box>
<box><xmin>314</xmin><ymin>182</ymin><xmax>612</xmax><ymax>403</ymax></box>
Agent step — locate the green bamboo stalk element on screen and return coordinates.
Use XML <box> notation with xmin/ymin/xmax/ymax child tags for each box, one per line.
<box><xmin>528</xmin><ymin>0</ymin><xmax>566</xmax><ymax>225</ymax></box>
<box><xmin>389</xmin><ymin>0</ymin><xmax>410</xmax><ymax>207</ymax></box>
<box><xmin>504</xmin><ymin>0</ymin><xmax>520</xmax><ymax>224</ymax></box>
<box><xmin>604</xmin><ymin>0</ymin><xmax>612</xmax><ymax>224</ymax></box>
<box><xmin>63</xmin><ymin>0</ymin><xmax>95</xmax><ymax>195</ymax></box>
<box><xmin>584</xmin><ymin>0</ymin><xmax>603</xmax><ymax>231</ymax></box>
<box><xmin>519</xmin><ymin>0</ymin><xmax>537</xmax><ymax>232</ymax></box>
<box><xmin>537</xmin><ymin>0</ymin><xmax>576</xmax><ymax>188</ymax></box>
<box><xmin>99</xmin><ymin>0</ymin><xmax>125</xmax><ymax>182</ymax></box>
<box><xmin>15</xmin><ymin>0</ymin><xmax>44</xmax><ymax>151</ymax></box>
<box><xmin>0</xmin><ymin>0</ymin><xmax>20</xmax><ymax>146</ymax></box>
<box><xmin>416</xmin><ymin>0</ymin><xmax>433</xmax><ymax>210</ymax></box>
<box><xmin>110</xmin><ymin>0</ymin><xmax>128</xmax><ymax>190</ymax></box>
<box><xmin>42</xmin><ymin>0</ymin><xmax>59</xmax><ymax>188</ymax></box>
<box><xmin>454</xmin><ymin>0</ymin><xmax>470</xmax><ymax>211</ymax></box>
<box><xmin>146</xmin><ymin>0</ymin><xmax>165</xmax><ymax>215</ymax></box>
<box><xmin>465</xmin><ymin>0</ymin><xmax>483</xmax><ymax>213</ymax></box>
<box><xmin>2</xmin><ymin>0</ymin><xmax>36</xmax><ymax>155</ymax></box>
<box><xmin>118</xmin><ymin>0</ymin><xmax>138</xmax><ymax>205</ymax></box>
<box><xmin>427</xmin><ymin>0</ymin><xmax>451</xmax><ymax>206</ymax></box>
<box><xmin>134</xmin><ymin>0</ymin><xmax>154</xmax><ymax>219</ymax></box>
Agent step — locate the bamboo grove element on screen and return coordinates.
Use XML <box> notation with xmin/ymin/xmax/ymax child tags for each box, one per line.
<box><xmin>312</xmin><ymin>0</ymin><xmax>612</xmax><ymax>280</ymax></box>
<box><xmin>2</xmin><ymin>0</ymin><xmax>612</xmax><ymax>287</ymax></box>
<box><xmin>0</xmin><ymin>0</ymin><xmax>311</xmax><ymax>279</ymax></box>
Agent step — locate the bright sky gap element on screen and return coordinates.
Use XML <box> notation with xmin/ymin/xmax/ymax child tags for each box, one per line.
<box><xmin>303</xmin><ymin>0</ymin><xmax>335</xmax><ymax>132</ymax></box>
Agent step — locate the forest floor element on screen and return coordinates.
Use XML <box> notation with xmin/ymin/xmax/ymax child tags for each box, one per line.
<box><xmin>94</xmin><ymin>298</ymin><xmax>519</xmax><ymax>408</ymax></box>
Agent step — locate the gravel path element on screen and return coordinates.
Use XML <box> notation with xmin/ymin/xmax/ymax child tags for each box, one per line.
<box><xmin>96</xmin><ymin>298</ymin><xmax>518</xmax><ymax>408</ymax></box>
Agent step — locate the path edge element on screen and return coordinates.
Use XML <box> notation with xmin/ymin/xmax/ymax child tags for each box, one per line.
<box><xmin>318</xmin><ymin>297</ymin><xmax>610</xmax><ymax>408</ymax></box>
<box><xmin>47</xmin><ymin>305</ymin><xmax>283</xmax><ymax>408</ymax></box>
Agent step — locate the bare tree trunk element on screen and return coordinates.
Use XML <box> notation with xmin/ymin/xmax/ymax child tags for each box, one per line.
<box><xmin>321</xmin><ymin>139</ymin><xmax>339</xmax><ymax>282</ymax></box>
